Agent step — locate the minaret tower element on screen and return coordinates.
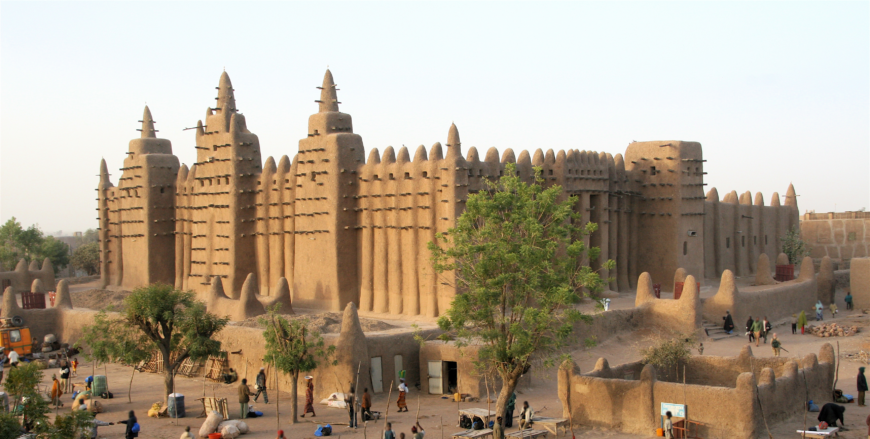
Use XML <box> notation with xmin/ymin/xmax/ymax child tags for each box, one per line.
<box><xmin>112</xmin><ymin>107</ymin><xmax>180</xmax><ymax>288</ymax></box>
<box><xmin>180</xmin><ymin>72</ymin><xmax>262</xmax><ymax>297</ymax></box>
<box><xmin>293</xmin><ymin>70</ymin><xmax>366</xmax><ymax>310</ymax></box>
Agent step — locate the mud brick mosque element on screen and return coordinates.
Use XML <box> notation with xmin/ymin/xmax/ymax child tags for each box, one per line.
<box><xmin>96</xmin><ymin>70</ymin><xmax>800</xmax><ymax>317</ymax></box>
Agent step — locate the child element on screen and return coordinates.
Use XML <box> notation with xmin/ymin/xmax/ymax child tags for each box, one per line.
<box><xmin>71</xmin><ymin>358</ymin><xmax>79</xmax><ymax>377</ymax></box>
<box><xmin>664</xmin><ymin>411</ymin><xmax>674</xmax><ymax>439</ymax></box>
<box><xmin>771</xmin><ymin>333</ymin><xmax>782</xmax><ymax>357</ymax></box>
<box><xmin>845</xmin><ymin>290</ymin><xmax>853</xmax><ymax>310</ymax></box>
<box><xmin>830</xmin><ymin>302</ymin><xmax>839</xmax><ymax>317</ymax></box>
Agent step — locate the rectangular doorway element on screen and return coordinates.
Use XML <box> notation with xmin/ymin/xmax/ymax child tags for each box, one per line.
<box><xmin>427</xmin><ymin>361</ymin><xmax>443</xmax><ymax>394</ymax></box>
<box><xmin>371</xmin><ymin>356</ymin><xmax>383</xmax><ymax>393</ymax></box>
<box><xmin>445</xmin><ymin>361</ymin><xmax>458</xmax><ymax>394</ymax></box>
<box><xmin>394</xmin><ymin>355</ymin><xmax>403</xmax><ymax>387</ymax></box>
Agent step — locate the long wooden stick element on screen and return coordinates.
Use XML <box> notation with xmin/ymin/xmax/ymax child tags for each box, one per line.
<box><xmin>485</xmin><ymin>374</ymin><xmax>491</xmax><ymax>424</ymax></box>
<box><xmin>382</xmin><ymin>380</ymin><xmax>395</xmax><ymax>439</ymax></box>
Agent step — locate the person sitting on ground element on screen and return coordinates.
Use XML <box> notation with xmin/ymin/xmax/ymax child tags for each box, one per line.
<box><xmin>519</xmin><ymin>401</ymin><xmax>534</xmax><ymax>429</ymax></box>
<box><xmin>180</xmin><ymin>425</ymin><xmax>194</xmax><ymax>439</ymax></box>
<box><xmin>411</xmin><ymin>421</ymin><xmax>424</xmax><ymax>439</ymax></box>
<box><xmin>818</xmin><ymin>403</ymin><xmax>847</xmax><ymax>430</ymax></box>
<box><xmin>222</xmin><ymin>368</ymin><xmax>238</xmax><ymax>384</ymax></box>
<box><xmin>722</xmin><ymin>310</ymin><xmax>734</xmax><ymax>334</ymax></box>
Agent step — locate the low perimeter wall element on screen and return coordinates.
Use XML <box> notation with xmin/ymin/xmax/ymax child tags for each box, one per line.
<box><xmin>558</xmin><ymin>344</ymin><xmax>834</xmax><ymax>439</ymax></box>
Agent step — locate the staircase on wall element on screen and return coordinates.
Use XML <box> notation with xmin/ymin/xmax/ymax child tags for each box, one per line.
<box><xmin>702</xmin><ymin>321</ymin><xmax>735</xmax><ymax>341</ymax></box>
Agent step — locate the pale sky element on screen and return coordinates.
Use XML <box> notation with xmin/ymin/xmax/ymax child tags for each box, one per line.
<box><xmin>1</xmin><ymin>1</ymin><xmax>868</xmax><ymax>234</ymax></box>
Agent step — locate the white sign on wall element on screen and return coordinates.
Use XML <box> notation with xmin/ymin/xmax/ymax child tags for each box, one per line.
<box><xmin>661</xmin><ymin>403</ymin><xmax>686</xmax><ymax>418</ymax></box>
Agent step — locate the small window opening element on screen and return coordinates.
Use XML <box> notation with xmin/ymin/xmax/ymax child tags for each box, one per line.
<box><xmin>726</xmin><ymin>237</ymin><xmax>731</xmax><ymax>248</ymax></box>
<box><xmin>273</xmin><ymin>180</ymin><xmax>276</xmax><ymax>184</ymax></box>
<box><xmin>209</xmin><ymin>179</ymin><xmax>213</xmax><ymax>186</ymax></box>
<box><xmin>389</xmin><ymin>173</ymin><xmax>394</xmax><ymax>180</ymax></box>
<box><xmin>754</xmin><ymin>236</ymin><xmax>757</xmax><ymax>245</ymax></box>
<box><xmin>374</xmin><ymin>174</ymin><xmax>379</xmax><ymax>180</ymax></box>
<box><xmin>696</xmin><ymin>167</ymin><xmax>699</xmax><ymax>173</ymax></box>
<box><xmin>200</xmin><ymin>180</ymin><xmax>205</xmax><ymax>187</ymax></box>
<box><xmin>226</xmin><ymin>177</ymin><xmax>230</xmax><ymax>184</ymax></box>
<box><xmin>499</xmin><ymin>170</ymin><xmax>503</xmax><ymax>176</ymax></box>
<box><xmin>478</xmin><ymin>169</ymin><xmax>483</xmax><ymax>176</ymax></box>
<box><xmin>549</xmin><ymin>169</ymin><xmax>553</xmax><ymax>176</ymax></box>
<box><xmin>765</xmin><ymin>235</ymin><xmax>768</xmax><ymax>245</ymax></box>
<box><xmin>257</xmin><ymin>181</ymin><xmax>261</xmax><ymax>185</ymax></box>
<box><xmin>650</xmin><ymin>166</ymin><xmax>657</xmax><ymax>176</ymax></box>
<box><xmin>160</xmin><ymin>187</ymin><xmax>164</xmax><ymax>194</ymax></box>
<box><xmin>742</xmin><ymin>236</ymin><xmax>745</xmax><ymax>247</ymax></box>
<box><xmin>468</xmin><ymin>169</ymin><xmax>473</xmax><ymax>177</ymax></box>
<box><xmin>422</xmin><ymin>172</ymin><xmax>428</xmax><ymax>178</ymax></box>
<box><xmin>285</xmin><ymin>178</ymin><xmax>289</xmax><ymax>183</ymax></box>
<box><xmin>683</xmin><ymin>241</ymin><xmax>688</xmax><ymax>256</ymax></box>
<box><xmin>405</xmin><ymin>172</ymin><xmax>410</xmax><ymax>179</ymax></box>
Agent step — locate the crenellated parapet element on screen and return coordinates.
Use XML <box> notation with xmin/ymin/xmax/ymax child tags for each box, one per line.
<box><xmin>0</xmin><ymin>258</ymin><xmax>55</xmax><ymax>293</ymax></box>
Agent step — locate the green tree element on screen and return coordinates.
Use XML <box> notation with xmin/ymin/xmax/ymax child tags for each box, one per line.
<box><xmin>429</xmin><ymin>164</ymin><xmax>612</xmax><ymax>439</ymax></box>
<box><xmin>79</xmin><ymin>310</ymin><xmax>152</xmax><ymax>402</ymax></box>
<box><xmin>80</xmin><ymin>284</ymin><xmax>228</xmax><ymax>403</ymax></box>
<box><xmin>781</xmin><ymin>225</ymin><xmax>810</xmax><ymax>265</ymax></box>
<box><xmin>2</xmin><ymin>363</ymin><xmax>92</xmax><ymax>438</ymax></box>
<box><xmin>71</xmin><ymin>242</ymin><xmax>101</xmax><ymax>275</ymax></box>
<box><xmin>0</xmin><ymin>217</ymin><xmax>70</xmax><ymax>274</ymax></box>
<box><xmin>259</xmin><ymin>305</ymin><xmax>335</xmax><ymax>424</ymax></box>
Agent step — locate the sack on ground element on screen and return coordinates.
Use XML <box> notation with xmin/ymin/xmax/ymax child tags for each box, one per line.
<box><xmin>199</xmin><ymin>410</ymin><xmax>223</xmax><ymax>438</ymax></box>
<box><xmin>221</xmin><ymin>424</ymin><xmax>240</xmax><ymax>439</ymax></box>
<box><xmin>218</xmin><ymin>420</ymin><xmax>248</xmax><ymax>434</ymax></box>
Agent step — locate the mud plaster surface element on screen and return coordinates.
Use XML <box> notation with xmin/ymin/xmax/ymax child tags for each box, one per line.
<box><xmin>232</xmin><ymin>311</ymin><xmax>397</xmax><ymax>334</ymax></box>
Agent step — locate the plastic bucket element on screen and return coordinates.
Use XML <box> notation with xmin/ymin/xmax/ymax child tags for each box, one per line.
<box><xmin>208</xmin><ymin>434</ymin><xmax>222</xmax><ymax>439</ymax></box>
<box><xmin>91</xmin><ymin>375</ymin><xmax>107</xmax><ymax>396</ymax></box>
<box><xmin>167</xmin><ymin>393</ymin><xmax>185</xmax><ymax>418</ymax></box>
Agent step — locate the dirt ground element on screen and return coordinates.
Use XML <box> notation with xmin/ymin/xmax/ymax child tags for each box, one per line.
<box><xmin>233</xmin><ymin>312</ymin><xmax>397</xmax><ymax>334</ymax></box>
<box><xmin>38</xmin><ymin>277</ymin><xmax>870</xmax><ymax>439</ymax></box>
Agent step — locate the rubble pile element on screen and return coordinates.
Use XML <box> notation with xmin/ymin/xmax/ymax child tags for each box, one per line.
<box><xmin>806</xmin><ymin>322</ymin><xmax>859</xmax><ymax>337</ymax></box>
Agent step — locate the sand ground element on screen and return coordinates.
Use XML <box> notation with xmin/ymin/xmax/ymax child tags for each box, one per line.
<box><xmin>30</xmin><ymin>277</ymin><xmax>870</xmax><ymax>439</ymax></box>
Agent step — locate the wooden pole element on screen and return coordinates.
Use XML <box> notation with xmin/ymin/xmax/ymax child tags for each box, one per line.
<box><xmin>441</xmin><ymin>415</ymin><xmax>444</xmax><ymax>439</ymax></box>
<box><xmin>416</xmin><ymin>393</ymin><xmax>421</xmax><ymax>423</ymax></box>
<box><xmin>381</xmin><ymin>380</ymin><xmax>395</xmax><ymax>439</ymax></box>
<box><xmin>832</xmin><ymin>341</ymin><xmax>840</xmax><ymax>396</ymax></box>
<box><xmin>275</xmin><ymin>361</ymin><xmax>279</xmax><ymax>429</ymax></box>
<box><xmin>485</xmin><ymin>374</ymin><xmax>491</xmax><ymax>425</ymax></box>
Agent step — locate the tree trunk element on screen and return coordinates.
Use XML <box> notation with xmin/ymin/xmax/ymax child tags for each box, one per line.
<box><xmin>162</xmin><ymin>350</ymin><xmax>174</xmax><ymax>405</ymax></box>
<box><xmin>493</xmin><ymin>374</ymin><xmax>520</xmax><ymax>439</ymax></box>
<box><xmin>128</xmin><ymin>366</ymin><xmax>135</xmax><ymax>403</ymax></box>
<box><xmin>291</xmin><ymin>370</ymin><xmax>299</xmax><ymax>424</ymax></box>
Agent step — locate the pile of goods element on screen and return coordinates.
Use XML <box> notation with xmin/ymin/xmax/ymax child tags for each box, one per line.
<box><xmin>806</xmin><ymin>323</ymin><xmax>859</xmax><ymax>337</ymax></box>
<box><xmin>42</xmin><ymin>334</ymin><xmax>61</xmax><ymax>353</ymax></box>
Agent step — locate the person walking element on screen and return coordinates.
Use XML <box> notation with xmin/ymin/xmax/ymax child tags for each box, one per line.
<box><xmin>118</xmin><ymin>410</ymin><xmax>139</xmax><ymax>439</ymax></box>
<box><xmin>762</xmin><ymin>317</ymin><xmax>772</xmax><ymax>344</ymax></box>
<box><xmin>845</xmin><ymin>290</ymin><xmax>854</xmax><ymax>311</ymax></box>
<box><xmin>771</xmin><ymin>334</ymin><xmax>782</xmax><ymax>357</ymax></box>
<box><xmin>345</xmin><ymin>386</ymin><xmax>357</xmax><ymax>428</ymax></box>
<box><xmin>816</xmin><ymin>300</ymin><xmax>825</xmax><ymax>321</ymax></box>
<box><xmin>50</xmin><ymin>374</ymin><xmax>64</xmax><ymax>407</ymax></box>
<box><xmin>745</xmin><ymin>316</ymin><xmax>755</xmax><ymax>343</ymax></box>
<box><xmin>253</xmin><ymin>368</ymin><xmax>269</xmax><ymax>404</ymax></box>
<box><xmin>723</xmin><ymin>310</ymin><xmax>735</xmax><ymax>334</ymax></box>
<box><xmin>799</xmin><ymin>311</ymin><xmax>808</xmax><ymax>334</ymax></box>
<box><xmin>88</xmin><ymin>412</ymin><xmax>113</xmax><ymax>439</ymax></box>
<box><xmin>751</xmin><ymin>317</ymin><xmax>763</xmax><ymax>348</ymax></box>
<box><xmin>238</xmin><ymin>378</ymin><xmax>252</xmax><ymax>419</ymax></box>
<box><xmin>301</xmin><ymin>376</ymin><xmax>316</xmax><ymax>418</ymax></box>
<box><xmin>361</xmin><ymin>388</ymin><xmax>372</xmax><ymax>421</ymax></box>
<box><xmin>397</xmin><ymin>379</ymin><xmax>409</xmax><ymax>412</ymax></box>
<box><xmin>858</xmin><ymin>367</ymin><xmax>868</xmax><ymax>407</ymax></box>
<box><xmin>506</xmin><ymin>392</ymin><xmax>516</xmax><ymax>428</ymax></box>
<box><xmin>8</xmin><ymin>349</ymin><xmax>19</xmax><ymax>368</ymax></box>
<box><xmin>791</xmin><ymin>314</ymin><xmax>798</xmax><ymax>334</ymax></box>
<box><xmin>60</xmin><ymin>360</ymin><xmax>71</xmax><ymax>393</ymax></box>
<box><xmin>664</xmin><ymin>411</ymin><xmax>674</xmax><ymax>439</ymax></box>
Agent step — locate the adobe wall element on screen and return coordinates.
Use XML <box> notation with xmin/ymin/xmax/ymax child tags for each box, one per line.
<box><xmin>852</xmin><ymin>258</ymin><xmax>870</xmax><ymax>309</ymax></box>
<box><xmin>801</xmin><ymin>212</ymin><xmax>870</xmax><ymax>263</ymax></box>
<box><xmin>703</xmin><ymin>186</ymin><xmax>798</xmax><ymax>280</ymax></box>
<box><xmin>558</xmin><ymin>344</ymin><xmax>834</xmax><ymax>439</ymax></box>
<box><xmin>634</xmin><ymin>272</ymin><xmax>702</xmax><ymax>335</ymax></box>
<box><xmin>0</xmin><ymin>258</ymin><xmax>55</xmax><ymax>294</ymax></box>
<box><xmin>702</xmin><ymin>256</ymin><xmax>817</xmax><ymax>325</ymax></box>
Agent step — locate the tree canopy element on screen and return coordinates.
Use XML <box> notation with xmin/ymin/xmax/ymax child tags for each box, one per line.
<box><xmin>81</xmin><ymin>283</ymin><xmax>228</xmax><ymax>402</ymax></box>
<box><xmin>259</xmin><ymin>305</ymin><xmax>335</xmax><ymax>424</ymax></box>
<box><xmin>0</xmin><ymin>217</ymin><xmax>70</xmax><ymax>274</ymax></box>
<box><xmin>71</xmin><ymin>242</ymin><xmax>100</xmax><ymax>275</ymax></box>
<box><xmin>429</xmin><ymin>163</ymin><xmax>612</xmax><ymax>439</ymax></box>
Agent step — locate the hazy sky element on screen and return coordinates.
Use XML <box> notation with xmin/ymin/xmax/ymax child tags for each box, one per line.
<box><xmin>1</xmin><ymin>1</ymin><xmax>868</xmax><ymax>234</ymax></box>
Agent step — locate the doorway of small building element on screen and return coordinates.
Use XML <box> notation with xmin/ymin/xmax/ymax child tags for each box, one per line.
<box><xmin>371</xmin><ymin>356</ymin><xmax>384</xmax><ymax>393</ymax></box>
<box><xmin>445</xmin><ymin>361</ymin><xmax>458</xmax><ymax>394</ymax></box>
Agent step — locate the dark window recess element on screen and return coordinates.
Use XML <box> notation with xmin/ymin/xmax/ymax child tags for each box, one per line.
<box><xmin>405</xmin><ymin>172</ymin><xmax>410</xmax><ymax>179</ymax></box>
<box><xmin>549</xmin><ymin>169</ymin><xmax>553</xmax><ymax>176</ymax></box>
<box><xmin>765</xmin><ymin>235</ymin><xmax>768</xmax><ymax>245</ymax></box>
<box><xmin>742</xmin><ymin>236</ymin><xmax>745</xmax><ymax>247</ymax></box>
<box><xmin>160</xmin><ymin>187</ymin><xmax>164</xmax><ymax>194</ymax></box>
<box><xmin>422</xmin><ymin>172</ymin><xmax>428</xmax><ymax>178</ymax></box>
<box><xmin>650</xmin><ymin>166</ymin><xmax>657</xmax><ymax>176</ymax></box>
<box><xmin>389</xmin><ymin>173</ymin><xmax>394</xmax><ymax>180</ymax></box>
<box><xmin>683</xmin><ymin>241</ymin><xmax>688</xmax><ymax>256</ymax></box>
<box><xmin>754</xmin><ymin>236</ymin><xmax>757</xmax><ymax>245</ymax></box>
<box><xmin>726</xmin><ymin>237</ymin><xmax>731</xmax><ymax>248</ymax></box>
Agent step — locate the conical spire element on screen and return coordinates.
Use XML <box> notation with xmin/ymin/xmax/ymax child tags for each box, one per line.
<box><xmin>318</xmin><ymin>69</ymin><xmax>339</xmax><ymax>113</ymax></box>
<box><xmin>447</xmin><ymin>123</ymin><xmax>460</xmax><ymax>148</ymax></box>
<box><xmin>140</xmin><ymin>106</ymin><xmax>156</xmax><ymax>139</ymax></box>
<box><xmin>99</xmin><ymin>158</ymin><xmax>110</xmax><ymax>187</ymax></box>
<box><xmin>216</xmin><ymin>71</ymin><xmax>236</xmax><ymax>114</ymax></box>
<box><xmin>784</xmin><ymin>183</ymin><xmax>798</xmax><ymax>207</ymax></box>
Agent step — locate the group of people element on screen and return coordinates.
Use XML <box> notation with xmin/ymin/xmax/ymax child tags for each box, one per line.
<box><xmin>724</xmin><ymin>312</ymin><xmax>785</xmax><ymax>356</ymax></box>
